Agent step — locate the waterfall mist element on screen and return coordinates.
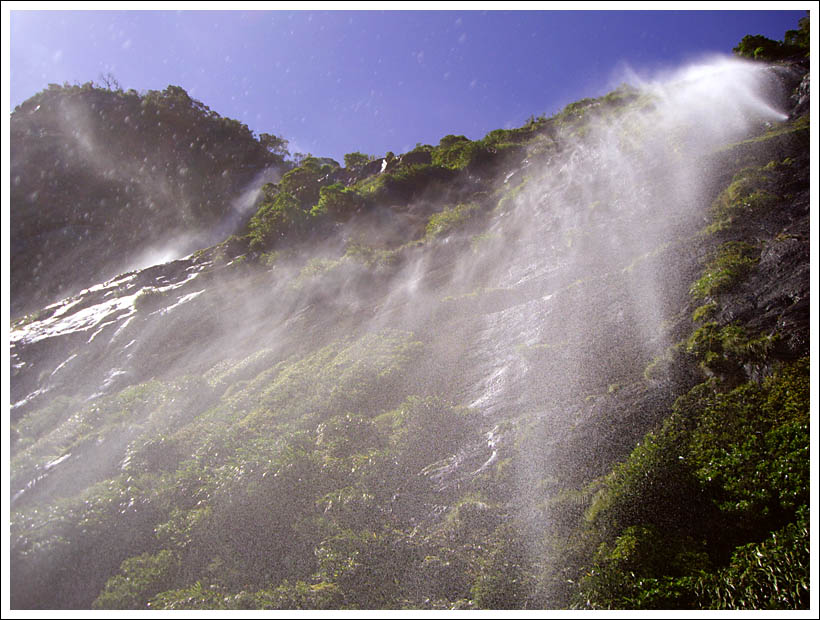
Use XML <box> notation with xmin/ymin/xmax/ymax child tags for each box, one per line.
<box><xmin>9</xmin><ymin>56</ymin><xmax>803</xmax><ymax>609</ymax></box>
<box><xmin>9</xmin><ymin>83</ymin><xmax>283</xmax><ymax>317</ymax></box>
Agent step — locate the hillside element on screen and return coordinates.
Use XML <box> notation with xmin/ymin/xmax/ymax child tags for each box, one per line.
<box><xmin>10</xmin><ymin>83</ymin><xmax>288</xmax><ymax>316</ymax></box>
<box><xmin>8</xmin><ymin>22</ymin><xmax>811</xmax><ymax>610</ymax></box>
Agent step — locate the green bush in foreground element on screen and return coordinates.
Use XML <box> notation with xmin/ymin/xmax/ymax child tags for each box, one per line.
<box><xmin>575</xmin><ymin>358</ymin><xmax>809</xmax><ymax>609</ymax></box>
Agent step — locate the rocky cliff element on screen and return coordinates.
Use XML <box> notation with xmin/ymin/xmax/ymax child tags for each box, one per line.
<box><xmin>9</xmin><ymin>50</ymin><xmax>810</xmax><ymax>609</ymax></box>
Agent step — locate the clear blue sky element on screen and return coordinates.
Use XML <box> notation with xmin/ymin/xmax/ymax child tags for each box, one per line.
<box><xmin>7</xmin><ymin>6</ymin><xmax>809</xmax><ymax>163</ymax></box>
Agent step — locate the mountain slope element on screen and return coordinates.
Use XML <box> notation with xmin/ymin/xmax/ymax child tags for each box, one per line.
<box><xmin>10</xmin><ymin>83</ymin><xmax>288</xmax><ymax>316</ymax></box>
<box><xmin>9</xmin><ymin>42</ymin><xmax>810</xmax><ymax>610</ymax></box>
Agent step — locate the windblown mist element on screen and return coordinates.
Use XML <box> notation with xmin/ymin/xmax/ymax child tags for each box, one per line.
<box><xmin>9</xmin><ymin>55</ymin><xmax>810</xmax><ymax>610</ymax></box>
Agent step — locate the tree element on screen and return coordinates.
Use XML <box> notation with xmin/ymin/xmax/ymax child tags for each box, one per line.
<box><xmin>733</xmin><ymin>13</ymin><xmax>810</xmax><ymax>61</ymax></box>
<box><xmin>259</xmin><ymin>133</ymin><xmax>290</xmax><ymax>159</ymax></box>
<box><xmin>98</xmin><ymin>72</ymin><xmax>122</xmax><ymax>91</ymax></box>
<box><xmin>276</xmin><ymin>157</ymin><xmax>338</xmax><ymax>208</ymax></box>
<box><xmin>784</xmin><ymin>13</ymin><xmax>810</xmax><ymax>51</ymax></box>
<box><xmin>248</xmin><ymin>191</ymin><xmax>305</xmax><ymax>250</ymax></box>
<box><xmin>433</xmin><ymin>135</ymin><xmax>487</xmax><ymax>170</ymax></box>
<box><xmin>732</xmin><ymin>34</ymin><xmax>785</xmax><ymax>60</ymax></box>
<box><xmin>92</xmin><ymin>550</ymin><xmax>180</xmax><ymax>609</ymax></box>
<box><xmin>310</xmin><ymin>183</ymin><xmax>365</xmax><ymax>219</ymax></box>
<box><xmin>344</xmin><ymin>151</ymin><xmax>371</xmax><ymax>172</ymax></box>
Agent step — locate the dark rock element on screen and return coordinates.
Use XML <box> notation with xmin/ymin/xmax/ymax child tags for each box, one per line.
<box><xmin>359</xmin><ymin>157</ymin><xmax>385</xmax><ymax>177</ymax></box>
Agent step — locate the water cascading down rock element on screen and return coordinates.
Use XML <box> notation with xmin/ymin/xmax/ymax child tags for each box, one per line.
<box><xmin>9</xmin><ymin>55</ymin><xmax>809</xmax><ymax>609</ymax></box>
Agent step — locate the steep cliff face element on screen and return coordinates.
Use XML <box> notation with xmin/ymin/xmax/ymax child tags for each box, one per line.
<box><xmin>9</xmin><ymin>55</ymin><xmax>809</xmax><ymax>610</ymax></box>
<box><xmin>10</xmin><ymin>83</ymin><xmax>286</xmax><ymax>317</ymax></box>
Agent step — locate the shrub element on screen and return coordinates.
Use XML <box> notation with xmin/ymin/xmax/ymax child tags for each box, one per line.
<box><xmin>704</xmin><ymin>165</ymin><xmax>777</xmax><ymax>234</ymax></box>
<box><xmin>343</xmin><ymin>243</ymin><xmax>398</xmax><ymax>269</ymax></box>
<box><xmin>93</xmin><ymin>550</ymin><xmax>180</xmax><ymax>609</ymax></box>
<box><xmin>470</xmin><ymin>524</ymin><xmax>536</xmax><ymax>609</ymax></box>
<box><xmin>314</xmin><ymin>529</ymin><xmax>408</xmax><ymax>608</ymax></box>
<box><xmin>310</xmin><ymin>183</ymin><xmax>365</xmax><ymax>219</ymax></box>
<box><xmin>583</xmin><ymin>413</ymin><xmax>701</xmax><ymax>539</ymax></box>
<box><xmin>134</xmin><ymin>287</ymin><xmax>169</xmax><ymax>312</ymax></box>
<box><xmin>425</xmin><ymin>202</ymin><xmax>480</xmax><ymax>239</ymax></box>
<box><xmin>343</xmin><ymin>151</ymin><xmax>371</xmax><ymax>172</ymax></box>
<box><xmin>432</xmin><ymin>135</ymin><xmax>490</xmax><ymax>170</ymax></box>
<box><xmin>277</xmin><ymin>156</ymin><xmax>339</xmax><ymax>208</ymax></box>
<box><xmin>253</xmin><ymin>580</ymin><xmax>344</xmax><ymax>609</ymax></box>
<box><xmin>374</xmin><ymin>163</ymin><xmax>455</xmax><ymax>203</ymax></box>
<box><xmin>692</xmin><ymin>301</ymin><xmax>717</xmax><ymax>323</ymax></box>
<box><xmin>247</xmin><ymin>191</ymin><xmax>305</xmax><ymax>251</ymax></box>
<box><xmin>692</xmin><ymin>514</ymin><xmax>809</xmax><ymax>609</ymax></box>
<box><xmin>575</xmin><ymin>360</ymin><xmax>809</xmax><ymax>609</ymax></box>
<box><xmin>687</xmin><ymin>359</ymin><xmax>809</xmax><ymax>519</ymax></box>
<box><xmin>315</xmin><ymin>413</ymin><xmax>384</xmax><ymax>458</ymax></box>
<box><xmin>148</xmin><ymin>581</ymin><xmax>229</xmax><ymax>610</ymax></box>
<box><xmin>684</xmin><ymin>322</ymin><xmax>777</xmax><ymax>377</ymax></box>
<box><xmin>689</xmin><ymin>242</ymin><xmax>759</xmax><ymax>300</ymax></box>
<box><xmin>575</xmin><ymin>526</ymin><xmax>706</xmax><ymax>609</ymax></box>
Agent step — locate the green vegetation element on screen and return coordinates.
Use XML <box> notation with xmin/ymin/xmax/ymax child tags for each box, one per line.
<box><xmin>93</xmin><ymin>550</ymin><xmax>181</xmax><ymax>609</ymax></box>
<box><xmin>247</xmin><ymin>191</ymin><xmax>305</xmax><ymax>251</ymax></box>
<box><xmin>10</xmin><ymin>82</ymin><xmax>292</xmax><ymax>315</ymax></box>
<box><xmin>733</xmin><ymin>13</ymin><xmax>809</xmax><ymax>60</ymax></box>
<box><xmin>344</xmin><ymin>151</ymin><xmax>372</xmax><ymax>172</ymax></box>
<box><xmin>431</xmin><ymin>135</ymin><xmax>489</xmax><ymax>170</ymax></box>
<box><xmin>425</xmin><ymin>202</ymin><xmax>481</xmax><ymax>239</ymax></box>
<box><xmin>685</xmin><ymin>322</ymin><xmax>778</xmax><ymax>377</ymax></box>
<box><xmin>310</xmin><ymin>183</ymin><xmax>365</xmax><ymax>219</ymax></box>
<box><xmin>245</xmin><ymin>157</ymin><xmax>351</xmax><ymax>249</ymax></box>
<box><xmin>343</xmin><ymin>243</ymin><xmax>399</xmax><ymax>269</ymax></box>
<box><xmin>370</xmin><ymin>162</ymin><xmax>456</xmax><ymax>203</ymax></box>
<box><xmin>9</xmin><ymin>16</ymin><xmax>809</xmax><ymax>612</ymax></box>
<box><xmin>259</xmin><ymin>133</ymin><xmax>290</xmax><ymax>159</ymax></box>
<box><xmin>689</xmin><ymin>241</ymin><xmax>759</xmax><ymax>299</ymax></box>
<box><xmin>573</xmin><ymin>357</ymin><xmax>809</xmax><ymax>609</ymax></box>
<box><xmin>556</xmin><ymin>98</ymin><xmax>809</xmax><ymax>610</ymax></box>
<box><xmin>12</xmin><ymin>331</ymin><xmax>444</xmax><ymax>609</ymax></box>
<box><xmin>706</xmin><ymin>166</ymin><xmax>778</xmax><ymax>234</ymax></box>
<box><xmin>693</xmin><ymin>515</ymin><xmax>809</xmax><ymax>609</ymax></box>
<box><xmin>276</xmin><ymin>156</ymin><xmax>340</xmax><ymax>208</ymax></box>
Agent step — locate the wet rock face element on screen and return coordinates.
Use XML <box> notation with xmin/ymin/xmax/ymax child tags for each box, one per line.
<box><xmin>761</xmin><ymin>62</ymin><xmax>806</xmax><ymax>117</ymax></box>
<box><xmin>9</xmin><ymin>255</ymin><xmax>211</xmax><ymax>423</ymax></box>
<box><xmin>359</xmin><ymin>157</ymin><xmax>385</xmax><ymax>178</ymax></box>
<box><xmin>716</xmin><ymin>177</ymin><xmax>810</xmax><ymax>361</ymax></box>
<box><xmin>709</xmin><ymin>59</ymin><xmax>810</xmax><ymax>370</ymax></box>
<box><xmin>789</xmin><ymin>62</ymin><xmax>811</xmax><ymax>118</ymax></box>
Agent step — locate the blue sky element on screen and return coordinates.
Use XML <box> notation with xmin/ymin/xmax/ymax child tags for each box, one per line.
<box><xmin>6</xmin><ymin>5</ymin><xmax>809</xmax><ymax>163</ymax></box>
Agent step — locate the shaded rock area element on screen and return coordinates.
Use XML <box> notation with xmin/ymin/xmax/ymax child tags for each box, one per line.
<box><xmin>10</xmin><ymin>83</ymin><xmax>287</xmax><ymax>316</ymax></box>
